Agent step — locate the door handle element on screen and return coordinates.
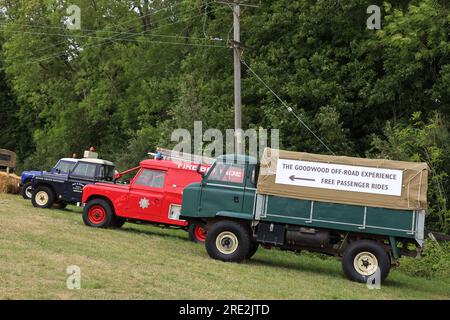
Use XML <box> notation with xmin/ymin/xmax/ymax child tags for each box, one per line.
<box><xmin>234</xmin><ymin>196</ymin><xmax>240</xmax><ymax>203</ymax></box>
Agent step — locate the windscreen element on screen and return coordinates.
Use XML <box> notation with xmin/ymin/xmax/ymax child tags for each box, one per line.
<box><xmin>55</xmin><ymin>161</ymin><xmax>77</xmax><ymax>173</ymax></box>
<box><xmin>207</xmin><ymin>162</ymin><xmax>245</xmax><ymax>184</ymax></box>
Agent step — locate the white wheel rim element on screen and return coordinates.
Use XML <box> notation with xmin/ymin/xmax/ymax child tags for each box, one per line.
<box><xmin>25</xmin><ymin>187</ymin><xmax>33</xmax><ymax>198</ymax></box>
<box><xmin>216</xmin><ymin>231</ymin><xmax>239</xmax><ymax>255</ymax></box>
<box><xmin>353</xmin><ymin>251</ymin><xmax>378</xmax><ymax>276</ymax></box>
<box><xmin>35</xmin><ymin>191</ymin><xmax>49</xmax><ymax>206</ymax></box>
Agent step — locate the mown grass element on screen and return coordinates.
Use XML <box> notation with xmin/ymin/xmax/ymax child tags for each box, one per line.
<box><xmin>0</xmin><ymin>193</ymin><xmax>449</xmax><ymax>300</ymax></box>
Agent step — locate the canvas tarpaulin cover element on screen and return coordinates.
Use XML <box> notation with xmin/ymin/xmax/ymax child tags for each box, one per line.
<box><xmin>257</xmin><ymin>148</ymin><xmax>429</xmax><ymax>210</ymax></box>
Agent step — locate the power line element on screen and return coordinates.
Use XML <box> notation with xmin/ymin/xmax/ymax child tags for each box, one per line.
<box><xmin>2</xmin><ymin>0</ymin><xmax>191</xmax><ymax>59</ymax></box>
<box><xmin>125</xmin><ymin>0</ymin><xmax>187</xmax><ymax>26</ymax></box>
<box><xmin>0</xmin><ymin>3</ymin><xmax>215</xmax><ymax>50</ymax></box>
<box><xmin>0</xmin><ymin>28</ymin><xmax>226</xmax><ymax>48</ymax></box>
<box><xmin>32</xmin><ymin>1</ymin><xmax>189</xmax><ymax>55</ymax></box>
<box><xmin>0</xmin><ymin>23</ymin><xmax>221</xmax><ymax>41</ymax></box>
<box><xmin>241</xmin><ymin>59</ymin><xmax>336</xmax><ymax>155</ymax></box>
<box><xmin>27</xmin><ymin>5</ymin><xmax>229</xmax><ymax>65</ymax></box>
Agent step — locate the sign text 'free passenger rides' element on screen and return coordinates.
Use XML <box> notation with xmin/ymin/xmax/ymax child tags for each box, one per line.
<box><xmin>275</xmin><ymin>159</ymin><xmax>403</xmax><ymax>196</ymax></box>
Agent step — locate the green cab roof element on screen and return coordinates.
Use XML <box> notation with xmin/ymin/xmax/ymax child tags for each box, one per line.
<box><xmin>216</xmin><ymin>154</ymin><xmax>258</xmax><ymax>164</ymax></box>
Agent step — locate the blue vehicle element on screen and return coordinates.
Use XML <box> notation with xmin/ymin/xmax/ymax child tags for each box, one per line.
<box><xmin>20</xmin><ymin>158</ymin><xmax>79</xmax><ymax>200</ymax></box>
<box><xmin>31</xmin><ymin>158</ymin><xmax>116</xmax><ymax>210</ymax></box>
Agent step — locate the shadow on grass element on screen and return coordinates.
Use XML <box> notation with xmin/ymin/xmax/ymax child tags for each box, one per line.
<box><xmin>245</xmin><ymin>253</ymin><xmax>344</xmax><ymax>280</ymax></box>
<box><xmin>62</xmin><ymin>206</ymin><xmax>82</xmax><ymax>214</ymax></box>
<box><xmin>52</xmin><ymin>206</ymin><xmax>191</xmax><ymax>242</ymax></box>
<box><xmin>119</xmin><ymin>224</ymin><xmax>190</xmax><ymax>242</ymax></box>
<box><xmin>382</xmin><ymin>275</ymin><xmax>449</xmax><ymax>295</ymax></box>
<box><xmin>249</xmin><ymin>255</ymin><xmax>448</xmax><ymax>294</ymax></box>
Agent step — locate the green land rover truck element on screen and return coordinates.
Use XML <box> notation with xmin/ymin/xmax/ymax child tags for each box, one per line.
<box><xmin>180</xmin><ymin>148</ymin><xmax>428</xmax><ymax>283</ymax></box>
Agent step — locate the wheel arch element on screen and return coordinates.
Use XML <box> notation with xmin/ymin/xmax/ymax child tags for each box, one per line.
<box><xmin>340</xmin><ymin>233</ymin><xmax>393</xmax><ymax>256</ymax></box>
<box><xmin>33</xmin><ymin>182</ymin><xmax>57</xmax><ymax>198</ymax></box>
<box><xmin>205</xmin><ymin>217</ymin><xmax>255</xmax><ymax>241</ymax></box>
<box><xmin>205</xmin><ymin>216</ymin><xmax>252</xmax><ymax>229</ymax></box>
<box><xmin>85</xmin><ymin>195</ymin><xmax>117</xmax><ymax>215</ymax></box>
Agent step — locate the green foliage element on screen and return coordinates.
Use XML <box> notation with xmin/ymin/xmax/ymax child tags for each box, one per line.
<box><xmin>113</xmin><ymin>126</ymin><xmax>163</xmax><ymax>171</ymax></box>
<box><xmin>370</xmin><ymin>112</ymin><xmax>450</xmax><ymax>233</ymax></box>
<box><xmin>0</xmin><ymin>0</ymin><xmax>449</xmax><ymax>233</ymax></box>
<box><xmin>398</xmin><ymin>239</ymin><xmax>450</xmax><ymax>279</ymax></box>
<box><xmin>0</xmin><ymin>31</ymin><xmax>32</xmax><ymax>164</ymax></box>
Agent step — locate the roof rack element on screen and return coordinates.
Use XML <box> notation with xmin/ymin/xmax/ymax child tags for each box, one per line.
<box><xmin>148</xmin><ymin>148</ymin><xmax>215</xmax><ymax>165</ymax></box>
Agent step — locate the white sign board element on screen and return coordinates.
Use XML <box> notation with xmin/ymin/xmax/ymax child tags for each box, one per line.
<box><xmin>275</xmin><ymin>159</ymin><xmax>403</xmax><ymax>196</ymax></box>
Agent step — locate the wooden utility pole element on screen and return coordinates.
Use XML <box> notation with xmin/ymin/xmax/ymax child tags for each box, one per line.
<box><xmin>217</xmin><ymin>1</ymin><xmax>258</xmax><ymax>155</ymax></box>
<box><xmin>233</xmin><ymin>2</ymin><xmax>243</xmax><ymax>155</ymax></box>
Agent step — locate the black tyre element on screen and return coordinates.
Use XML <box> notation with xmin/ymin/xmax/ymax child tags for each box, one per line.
<box><xmin>246</xmin><ymin>241</ymin><xmax>259</xmax><ymax>260</ymax></box>
<box><xmin>188</xmin><ymin>222</ymin><xmax>207</xmax><ymax>243</ymax></box>
<box><xmin>342</xmin><ymin>240</ymin><xmax>391</xmax><ymax>283</ymax></box>
<box><xmin>205</xmin><ymin>220</ymin><xmax>252</xmax><ymax>262</ymax></box>
<box><xmin>53</xmin><ymin>202</ymin><xmax>67</xmax><ymax>210</ymax></box>
<box><xmin>31</xmin><ymin>186</ymin><xmax>55</xmax><ymax>209</ymax></box>
<box><xmin>111</xmin><ymin>216</ymin><xmax>126</xmax><ymax>228</ymax></box>
<box><xmin>82</xmin><ymin>199</ymin><xmax>114</xmax><ymax>228</ymax></box>
<box><xmin>21</xmin><ymin>181</ymin><xmax>33</xmax><ymax>200</ymax></box>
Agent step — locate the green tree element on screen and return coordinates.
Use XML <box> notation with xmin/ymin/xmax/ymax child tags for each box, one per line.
<box><xmin>371</xmin><ymin>112</ymin><xmax>450</xmax><ymax>233</ymax></box>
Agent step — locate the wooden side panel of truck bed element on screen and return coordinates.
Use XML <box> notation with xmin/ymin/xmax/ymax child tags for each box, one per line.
<box><xmin>254</xmin><ymin>194</ymin><xmax>425</xmax><ymax>241</ymax></box>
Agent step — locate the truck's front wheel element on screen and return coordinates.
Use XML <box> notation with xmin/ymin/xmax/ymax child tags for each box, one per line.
<box><xmin>342</xmin><ymin>240</ymin><xmax>390</xmax><ymax>283</ymax></box>
<box><xmin>31</xmin><ymin>186</ymin><xmax>54</xmax><ymax>209</ymax></box>
<box><xmin>83</xmin><ymin>199</ymin><xmax>113</xmax><ymax>228</ymax></box>
<box><xmin>205</xmin><ymin>220</ymin><xmax>251</xmax><ymax>262</ymax></box>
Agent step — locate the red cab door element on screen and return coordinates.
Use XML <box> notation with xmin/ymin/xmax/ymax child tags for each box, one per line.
<box><xmin>126</xmin><ymin>168</ymin><xmax>167</xmax><ymax>221</ymax></box>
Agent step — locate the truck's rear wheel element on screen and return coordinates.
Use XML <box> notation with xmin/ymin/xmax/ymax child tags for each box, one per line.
<box><xmin>342</xmin><ymin>240</ymin><xmax>390</xmax><ymax>283</ymax></box>
<box><xmin>188</xmin><ymin>222</ymin><xmax>207</xmax><ymax>243</ymax></box>
<box><xmin>21</xmin><ymin>182</ymin><xmax>33</xmax><ymax>200</ymax></box>
<box><xmin>31</xmin><ymin>186</ymin><xmax>54</xmax><ymax>209</ymax></box>
<box><xmin>83</xmin><ymin>199</ymin><xmax>113</xmax><ymax>228</ymax></box>
<box><xmin>205</xmin><ymin>220</ymin><xmax>251</xmax><ymax>262</ymax></box>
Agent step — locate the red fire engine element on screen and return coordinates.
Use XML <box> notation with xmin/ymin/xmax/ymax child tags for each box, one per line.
<box><xmin>81</xmin><ymin>158</ymin><xmax>210</xmax><ymax>242</ymax></box>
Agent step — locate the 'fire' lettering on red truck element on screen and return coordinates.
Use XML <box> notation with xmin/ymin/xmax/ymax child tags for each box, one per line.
<box><xmin>177</xmin><ymin>162</ymin><xmax>211</xmax><ymax>173</ymax></box>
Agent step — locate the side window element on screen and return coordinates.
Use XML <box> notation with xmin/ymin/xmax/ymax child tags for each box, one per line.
<box><xmin>134</xmin><ymin>169</ymin><xmax>166</xmax><ymax>188</ymax></box>
<box><xmin>71</xmin><ymin>163</ymin><xmax>97</xmax><ymax>178</ymax></box>
<box><xmin>98</xmin><ymin>166</ymin><xmax>105</xmax><ymax>179</ymax></box>
<box><xmin>207</xmin><ymin>163</ymin><xmax>245</xmax><ymax>184</ymax></box>
<box><xmin>98</xmin><ymin>165</ymin><xmax>115</xmax><ymax>180</ymax></box>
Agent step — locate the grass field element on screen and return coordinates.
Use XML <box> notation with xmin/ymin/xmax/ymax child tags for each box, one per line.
<box><xmin>0</xmin><ymin>193</ymin><xmax>449</xmax><ymax>300</ymax></box>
